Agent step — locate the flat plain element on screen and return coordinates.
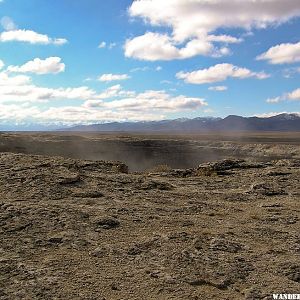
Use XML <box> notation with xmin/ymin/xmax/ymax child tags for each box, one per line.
<box><xmin>0</xmin><ymin>132</ymin><xmax>299</xmax><ymax>299</ymax></box>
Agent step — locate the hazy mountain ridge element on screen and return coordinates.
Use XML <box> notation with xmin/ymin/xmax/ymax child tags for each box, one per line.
<box><xmin>62</xmin><ymin>113</ymin><xmax>300</xmax><ymax>132</ymax></box>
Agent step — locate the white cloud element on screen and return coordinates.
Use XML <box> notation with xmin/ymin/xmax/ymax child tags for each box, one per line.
<box><xmin>84</xmin><ymin>90</ymin><xmax>207</xmax><ymax>112</ymax></box>
<box><xmin>124</xmin><ymin>32</ymin><xmax>233</xmax><ymax>61</ymax></box>
<box><xmin>177</xmin><ymin>63</ymin><xmax>270</xmax><ymax>84</ymax></box>
<box><xmin>7</xmin><ymin>57</ymin><xmax>65</xmax><ymax>74</ymax></box>
<box><xmin>126</xmin><ymin>0</ymin><xmax>300</xmax><ymax>61</ymax></box>
<box><xmin>288</xmin><ymin>88</ymin><xmax>300</xmax><ymax>100</ymax></box>
<box><xmin>98</xmin><ymin>41</ymin><xmax>106</xmax><ymax>48</ymax></box>
<box><xmin>0</xmin><ymin>60</ymin><xmax>4</xmax><ymax>70</ymax></box>
<box><xmin>0</xmin><ymin>29</ymin><xmax>67</xmax><ymax>45</ymax></box>
<box><xmin>0</xmin><ymin>72</ymin><xmax>133</xmax><ymax>103</ymax></box>
<box><xmin>125</xmin><ymin>33</ymin><xmax>180</xmax><ymax>61</ymax></box>
<box><xmin>0</xmin><ymin>72</ymin><xmax>208</xmax><ymax>124</ymax></box>
<box><xmin>129</xmin><ymin>0</ymin><xmax>300</xmax><ymax>42</ymax></box>
<box><xmin>266</xmin><ymin>96</ymin><xmax>281</xmax><ymax>103</ymax></box>
<box><xmin>0</xmin><ymin>72</ymin><xmax>31</xmax><ymax>86</ymax></box>
<box><xmin>1</xmin><ymin>16</ymin><xmax>17</xmax><ymax>31</ymax></box>
<box><xmin>0</xmin><ymin>92</ymin><xmax>207</xmax><ymax>125</ymax></box>
<box><xmin>0</xmin><ymin>103</ymin><xmax>40</xmax><ymax>122</ymax></box>
<box><xmin>98</xmin><ymin>73</ymin><xmax>130</xmax><ymax>82</ymax></box>
<box><xmin>266</xmin><ymin>88</ymin><xmax>300</xmax><ymax>103</ymax></box>
<box><xmin>37</xmin><ymin>106</ymin><xmax>166</xmax><ymax>124</ymax></box>
<box><xmin>0</xmin><ymin>72</ymin><xmax>95</xmax><ymax>102</ymax></box>
<box><xmin>95</xmin><ymin>84</ymin><xmax>136</xmax><ymax>99</ymax></box>
<box><xmin>257</xmin><ymin>41</ymin><xmax>300</xmax><ymax>64</ymax></box>
<box><xmin>207</xmin><ymin>35</ymin><xmax>242</xmax><ymax>44</ymax></box>
<box><xmin>208</xmin><ymin>85</ymin><xmax>228</xmax><ymax>91</ymax></box>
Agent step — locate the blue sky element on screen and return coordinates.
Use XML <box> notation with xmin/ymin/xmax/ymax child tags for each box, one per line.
<box><xmin>0</xmin><ymin>0</ymin><xmax>300</xmax><ymax>128</ymax></box>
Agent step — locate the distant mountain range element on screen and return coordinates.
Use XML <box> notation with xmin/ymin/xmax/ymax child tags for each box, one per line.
<box><xmin>62</xmin><ymin>113</ymin><xmax>300</xmax><ymax>132</ymax></box>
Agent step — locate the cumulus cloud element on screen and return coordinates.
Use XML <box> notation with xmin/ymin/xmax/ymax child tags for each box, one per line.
<box><xmin>7</xmin><ymin>57</ymin><xmax>65</xmax><ymax>75</ymax></box>
<box><xmin>0</xmin><ymin>29</ymin><xmax>67</xmax><ymax>45</ymax></box>
<box><xmin>129</xmin><ymin>0</ymin><xmax>300</xmax><ymax>42</ymax></box>
<box><xmin>177</xmin><ymin>63</ymin><xmax>270</xmax><ymax>84</ymax></box>
<box><xmin>35</xmin><ymin>106</ymin><xmax>166</xmax><ymax>124</ymax></box>
<box><xmin>84</xmin><ymin>90</ymin><xmax>207</xmax><ymax>112</ymax></box>
<box><xmin>266</xmin><ymin>88</ymin><xmax>300</xmax><ymax>103</ymax></box>
<box><xmin>125</xmin><ymin>32</ymin><xmax>236</xmax><ymax>61</ymax></box>
<box><xmin>0</xmin><ymin>72</ymin><xmax>208</xmax><ymax>124</ymax></box>
<box><xmin>53</xmin><ymin>90</ymin><xmax>207</xmax><ymax>124</ymax></box>
<box><xmin>0</xmin><ymin>85</ymin><xmax>95</xmax><ymax>102</ymax></box>
<box><xmin>0</xmin><ymin>72</ymin><xmax>95</xmax><ymax>102</ymax></box>
<box><xmin>94</xmin><ymin>84</ymin><xmax>136</xmax><ymax>99</ymax></box>
<box><xmin>0</xmin><ymin>103</ymin><xmax>40</xmax><ymax>122</ymax></box>
<box><xmin>208</xmin><ymin>85</ymin><xmax>228</xmax><ymax>91</ymax></box>
<box><xmin>126</xmin><ymin>0</ymin><xmax>300</xmax><ymax>61</ymax></box>
<box><xmin>0</xmin><ymin>72</ymin><xmax>133</xmax><ymax>103</ymax></box>
<box><xmin>257</xmin><ymin>41</ymin><xmax>300</xmax><ymax>64</ymax></box>
<box><xmin>98</xmin><ymin>73</ymin><xmax>130</xmax><ymax>82</ymax></box>
<box><xmin>0</xmin><ymin>72</ymin><xmax>31</xmax><ymax>86</ymax></box>
<box><xmin>288</xmin><ymin>88</ymin><xmax>300</xmax><ymax>100</ymax></box>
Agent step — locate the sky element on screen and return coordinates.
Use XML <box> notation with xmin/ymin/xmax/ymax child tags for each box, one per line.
<box><xmin>0</xmin><ymin>0</ymin><xmax>300</xmax><ymax>129</ymax></box>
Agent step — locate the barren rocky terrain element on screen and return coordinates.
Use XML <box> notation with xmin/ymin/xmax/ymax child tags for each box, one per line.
<box><xmin>0</xmin><ymin>133</ymin><xmax>299</xmax><ymax>299</ymax></box>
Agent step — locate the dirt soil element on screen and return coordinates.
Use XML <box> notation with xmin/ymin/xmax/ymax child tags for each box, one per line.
<box><xmin>0</xmin><ymin>149</ymin><xmax>299</xmax><ymax>299</ymax></box>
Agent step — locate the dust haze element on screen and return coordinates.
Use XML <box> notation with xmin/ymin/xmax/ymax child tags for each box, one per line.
<box><xmin>0</xmin><ymin>131</ymin><xmax>299</xmax><ymax>172</ymax></box>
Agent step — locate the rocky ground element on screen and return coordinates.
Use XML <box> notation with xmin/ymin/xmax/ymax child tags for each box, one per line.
<box><xmin>0</xmin><ymin>151</ymin><xmax>299</xmax><ymax>299</ymax></box>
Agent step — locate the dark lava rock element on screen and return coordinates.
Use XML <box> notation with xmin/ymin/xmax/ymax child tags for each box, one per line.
<box><xmin>250</xmin><ymin>183</ymin><xmax>287</xmax><ymax>196</ymax></box>
<box><xmin>194</xmin><ymin>236</ymin><xmax>244</xmax><ymax>253</ymax></box>
<box><xmin>48</xmin><ymin>237</ymin><xmax>63</xmax><ymax>244</ymax></box>
<box><xmin>209</xmin><ymin>238</ymin><xmax>244</xmax><ymax>253</ymax></box>
<box><xmin>73</xmin><ymin>190</ymin><xmax>104</xmax><ymax>198</ymax></box>
<box><xmin>285</xmin><ymin>265</ymin><xmax>300</xmax><ymax>283</ymax></box>
<box><xmin>197</xmin><ymin>159</ymin><xmax>265</xmax><ymax>176</ymax></box>
<box><xmin>95</xmin><ymin>217</ymin><xmax>120</xmax><ymax>230</ymax></box>
<box><xmin>127</xmin><ymin>245</ymin><xmax>143</xmax><ymax>256</ymax></box>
